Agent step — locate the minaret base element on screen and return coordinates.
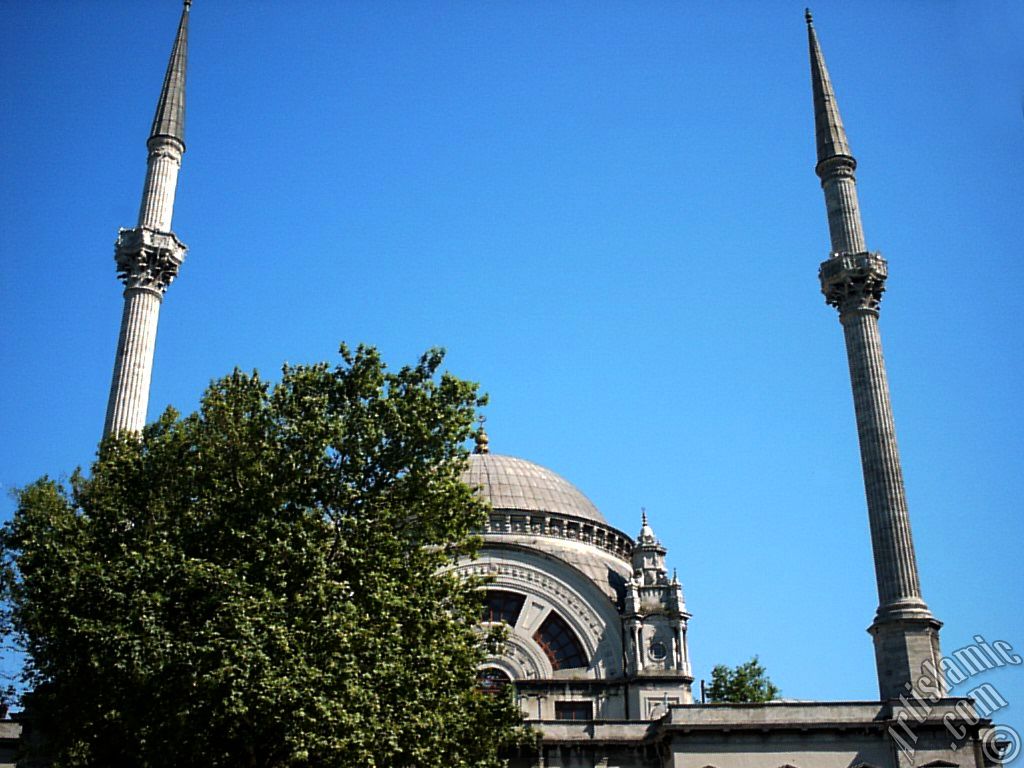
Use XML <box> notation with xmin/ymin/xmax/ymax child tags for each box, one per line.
<box><xmin>869</xmin><ymin>615</ymin><xmax>944</xmax><ymax>700</ymax></box>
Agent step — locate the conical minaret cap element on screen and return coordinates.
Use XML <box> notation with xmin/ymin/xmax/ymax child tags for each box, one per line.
<box><xmin>150</xmin><ymin>0</ymin><xmax>190</xmax><ymax>147</ymax></box>
<box><xmin>806</xmin><ymin>10</ymin><xmax>853</xmax><ymax>169</ymax></box>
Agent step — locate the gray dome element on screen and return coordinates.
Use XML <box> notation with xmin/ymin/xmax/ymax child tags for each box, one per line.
<box><xmin>463</xmin><ymin>453</ymin><xmax>605</xmax><ymax>523</ymax></box>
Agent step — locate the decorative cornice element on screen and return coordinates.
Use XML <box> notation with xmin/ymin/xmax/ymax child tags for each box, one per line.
<box><xmin>480</xmin><ymin>510</ymin><xmax>634</xmax><ymax>563</ymax></box>
<box><xmin>819</xmin><ymin>251</ymin><xmax>887</xmax><ymax>317</ymax></box>
<box><xmin>815</xmin><ymin>154</ymin><xmax>857</xmax><ymax>185</ymax></box>
<box><xmin>146</xmin><ymin>134</ymin><xmax>185</xmax><ymax>161</ymax></box>
<box><xmin>114</xmin><ymin>226</ymin><xmax>187</xmax><ymax>296</ymax></box>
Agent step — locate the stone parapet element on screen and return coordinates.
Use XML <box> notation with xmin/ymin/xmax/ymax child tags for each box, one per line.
<box><xmin>481</xmin><ymin>510</ymin><xmax>633</xmax><ymax>563</ymax></box>
<box><xmin>665</xmin><ymin>698</ymin><xmax>980</xmax><ymax>731</ymax></box>
<box><xmin>527</xmin><ymin>720</ymin><xmax>656</xmax><ymax>745</ymax></box>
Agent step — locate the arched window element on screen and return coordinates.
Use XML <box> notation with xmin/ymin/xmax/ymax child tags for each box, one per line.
<box><xmin>533</xmin><ymin>611</ymin><xmax>587</xmax><ymax>670</ymax></box>
<box><xmin>482</xmin><ymin>590</ymin><xmax>526</xmax><ymax>626</ymax></box>
<box><xmin>477</xmin><ymin>666</ymin><xmax>513</xmax><ymax>695</ymax></box>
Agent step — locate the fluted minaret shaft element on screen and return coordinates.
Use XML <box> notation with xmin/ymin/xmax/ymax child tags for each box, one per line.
<box><xmin>807</xmin><ymin>11</ymin><xmax>942</xmax><ymax>700</ymax></box>
<box><xmin>105</xmin><ymin>291</ymin><xmax>163</xmax><ymax>436</ymax></box>
<box><xmin>822</xmin><ymin>168</ymin><xmax>866</xmax><ymax>254</ymax></box>
<box><xmin>841</xmin><ymin>311</ymin><xmax>924</xmax><ymax>609</ymax></box>
<box><xmin>103</xmin><ymin>2</ymin><xmax>190</xmax><ymax>438</ymax></box>
<box><xmin>138</xmin><ymin>139</ymin><xmax>183</xmax><ymax>231</ymax></box>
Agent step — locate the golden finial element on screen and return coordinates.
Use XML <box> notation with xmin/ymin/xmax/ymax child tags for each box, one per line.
<box><xmin>474</xmin><ymin>416</ymin><xmax>490</xmax><ymax>454</ymax></box>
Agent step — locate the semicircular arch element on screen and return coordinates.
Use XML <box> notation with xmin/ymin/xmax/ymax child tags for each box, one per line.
<box><xmin>457</xmin><ymin>545</ymin><xmax>624</xmax><ymax>678</ymax></box>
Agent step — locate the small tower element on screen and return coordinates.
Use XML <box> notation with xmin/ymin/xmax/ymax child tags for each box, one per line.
<box><xmin>624</xmin><ymin>511</ymin><xmax>693</xmax><ymax>715</ymax></box>
<box><xmin>806</xmin><ymin>11</ymin><xmax>942</xmax><ymax>700</ymax></box>
<box><xmin>103</xmin><ymin>1</ymin><xmax>191</xmax><ymax>437</ymax></box>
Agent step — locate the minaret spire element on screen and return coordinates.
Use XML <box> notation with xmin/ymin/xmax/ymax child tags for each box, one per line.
<box><xmin>103</xmin><ymin>2</ymin><xmax>192</xmax><ymax>437</ymax></box>
<box><xmin>806</xmin><ymin>10</ymin><xmax>853</xmax><ymax>170</ymax></box>
<box><xmin>806</xmin><ymin>10</ymin><xmax>866</xmax><ymax>255</ymax></box>
<box><xmin>807</xmin><ymin>13</ymin><xmax>943</xmax><ymax>701</ymax></box>
<box><xmin>150</xmin><ymin>0</ymin><xmax>190</xmax><ymax>147</ymax></box>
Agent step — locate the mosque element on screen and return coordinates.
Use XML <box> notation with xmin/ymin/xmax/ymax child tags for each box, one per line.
<box><xmin>18</xmin><ymin>2</ymin><xmax>1004</xmax><ymax>767</ymax></box>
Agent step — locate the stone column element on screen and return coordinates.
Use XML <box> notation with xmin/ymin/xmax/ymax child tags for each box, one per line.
<box><xmin>818</xmin><ymin>158</ymin><xmax>866</xmax><ymax>254</ymax></box>
<box><xmin>104</xmin><ymin>289</ymin><xmax>162</xmax><ymax>436</ymax></box>
<box><xmin>820</xmin><ymin>250</ymin><xmax>943</xmax><ymax>699</ymax></box>
<box><xmin>138</xmin><ymin>138</ymin><xmax>183</xmax><ymax>231</ymax></box>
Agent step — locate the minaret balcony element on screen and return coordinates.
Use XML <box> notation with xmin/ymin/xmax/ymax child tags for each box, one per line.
<box><xmin>819</xmin><ymin>251</ymin><xmax>888</xmax><ymax>315</ymax></box>
<box><xmin>114</xmin><ymin>226</ymin><xmax>188</xmax><ymax>295</ymax></box>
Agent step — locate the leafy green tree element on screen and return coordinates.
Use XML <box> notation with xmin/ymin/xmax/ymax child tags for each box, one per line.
<box><xmin>705</xmin><ymin>656</ymin><xmax>780</xmax><ymax>703</ymax></box>
<box><xmin>0</xmin><ymin>345</ymin><xmax>529</xmax><ymax>767</ymax></box>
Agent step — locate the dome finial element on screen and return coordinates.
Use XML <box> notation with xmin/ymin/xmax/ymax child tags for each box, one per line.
<box><xmin>473</xmin><ymin>416</ymin><xmax>490</xmax><ymax>454</ymax></box>
<box><xmin>805</xmin><ymin>8</ymin><xmax>813</xmax><ymax>26</ymax></box>
<box><xmin>638</xmin><ymin>507</ymin><xmax>656</xmax><ymax>544</ymax></box>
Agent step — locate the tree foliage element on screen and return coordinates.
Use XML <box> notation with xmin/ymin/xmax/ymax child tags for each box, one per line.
<box><xmin>0</xmin><ymin>345</ymin><xmax>529</xmax><ymax>767</ymax></box>
<box><xmin>705</xmin><ymin>656</ymin><xmax>780</xmax><ymax>703</ymax></box>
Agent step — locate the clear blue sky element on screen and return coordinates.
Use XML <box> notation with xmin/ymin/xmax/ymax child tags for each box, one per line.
<box><xmin>2</xmin><ymin>0</ymin><xmax>1022</xmax><ymax>740</ymax></box>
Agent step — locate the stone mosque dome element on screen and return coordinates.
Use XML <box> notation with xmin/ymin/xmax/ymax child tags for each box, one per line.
<box><xmin>463</xmin><ymin>452</ymin><xmax>606</xmax><ymax>524</ymax></box>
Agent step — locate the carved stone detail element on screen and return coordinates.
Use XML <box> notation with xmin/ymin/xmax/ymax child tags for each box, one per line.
<box><xmin>819</xmin><ymin>251</ymin><xmax>887</xmax><ymax>316</ymax></box>
<box><xmin>114</xmin><ymin>226</ymin><xmax>187</xmax><ymax>296</ymax></box>
<box><xmin>146</xmin><ymin>146</ymin><xmax>183</xmax><ymax>166</ymax></box>
<box><xmin>459</xmin><ymin>561</ymin><xmax>604</xmax><ymax>642</ymax></box>
<box><xmin>815</xmin><ymin>154</ymin><xmax>857</xmax><ymax>182</ymax></box>
<box><xmin>491</xmin><ymin>635</ymin><xmax>548</xmax><ymax>680</ymax></box>
<box><xmin>146</xmin><ymin>135</ymin><xmax>185</xmax><ymax>161</ymax></box>
<box><xmin>479</xmin><ymin>510</ymin><xmax>633</xmax><ymax>563</ymax></box>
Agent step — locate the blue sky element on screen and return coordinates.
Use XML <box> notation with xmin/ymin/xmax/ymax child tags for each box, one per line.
<box><xmin>2</xmin><ymin>0</ymin><xmax>1022</xmax><ymax>742</ymax></box>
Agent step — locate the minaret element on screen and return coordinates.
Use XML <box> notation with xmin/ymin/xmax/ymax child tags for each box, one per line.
<box><xmin>103</xmin><ymin>1</ymin><xmax>191</xmax><ymax>437</ymax></box>
<box><xmin>806</xmin><ymin>11</ymin><xmax>943</xmax><ymax>700</ymax></box>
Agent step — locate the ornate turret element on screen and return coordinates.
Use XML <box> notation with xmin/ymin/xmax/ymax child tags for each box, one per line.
<box><xmin>806</xmin><ymin>11</ymin><xmax>942</xmax><ymax>700</ymax></box>
<box><xmin>624</xmin><ymin>511</ymin><xmax>692</xmax><ymax>703</ymax></box>
<box><xmin>103</xmin><ymin>1</ymin><xmax>191</xmax><ymax>437</ymax></box>
<box><xmin>631</xmin><ymin>509</ymin><xmax>668</xmax><ymax>586</ymax></box>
